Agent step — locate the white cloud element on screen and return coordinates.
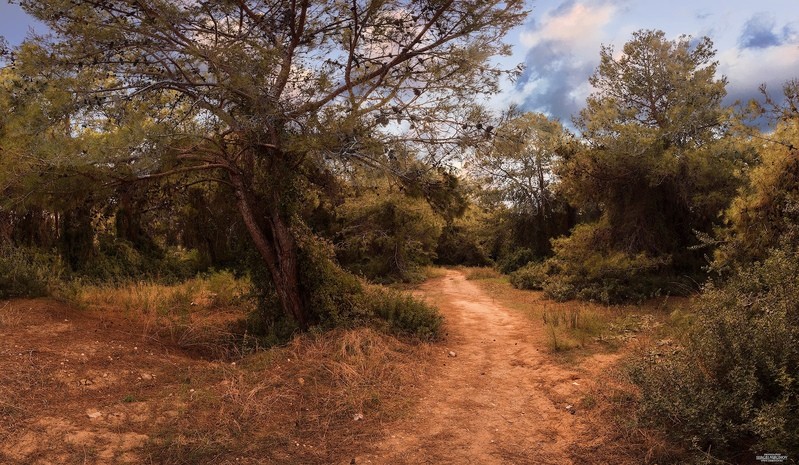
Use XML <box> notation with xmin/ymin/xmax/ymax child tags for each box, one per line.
<box><xmin>520</xmin><ymin>2</ymin><xmax>617</xmax><ymax>51</ymax></box>
<box><xmin>718</xmin><ymin>43</ymin><xmax>799</xmax><ymax>99</ymax></box>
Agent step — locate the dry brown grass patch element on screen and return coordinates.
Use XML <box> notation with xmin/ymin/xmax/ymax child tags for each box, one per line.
<box><xmin>570</xmin><ymin>364</ymin><xmax>691</xmax><ymax>464</ymax></box>
<box><xmin>71</xmin><ymin>274</ymin><xmax>254</xmax><ymax>358</ymax></box>
<box><xmin>145</xmin><ymin>327</ymin><xmax>432</xmax><ymax>464</ymax></box>
<box><xmin>468</xmin><ymin>270</ymin><xmax>685</xmax><ymax>357</ymax></box>
<box><xmin>460</xmin><ymin>266</ymin><xmax>504</xmax><ymax>281</ymax></box>
<box><xmin>0</xmin><ymin>301</ymin><xmax>23</xmax><ymax>327</ymax></box>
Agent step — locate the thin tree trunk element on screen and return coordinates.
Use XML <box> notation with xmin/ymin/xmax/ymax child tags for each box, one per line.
<box><xmin>230</xmin><ymin>174</ymin><xmax>310</xmax><ymax>330</ymax></box>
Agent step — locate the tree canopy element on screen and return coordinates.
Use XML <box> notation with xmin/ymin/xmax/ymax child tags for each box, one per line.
<box><xmin>559</xmin><ymin>30</ymin><xmax>740</xmax><ymax>266</ymax></box>
<box><xmin>4</xmin><ymin>0</ymin><xmax>527</xmax><ymax>327</ymax></box>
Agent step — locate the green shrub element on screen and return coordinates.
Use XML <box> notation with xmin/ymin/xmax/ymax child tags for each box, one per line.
<box><xmin>85</xmin><ymin>236</ymin><xmax>205</xmax><ymax>283</ymax></box>
<box><xmin>435</xmin><ymin>223</ymin><xmax>491</xmax><ymax>266</ymax></box>
<box><xmin>244</xmin><ymin>232</ymin><xmax>442</xmax><ymax>346</ymax></box>
<box><xmin>629</xmin><ymin>246</ymin><xmax>799</xmax><ymax>461</ymax></box>
<box><xmin>363</xmin><ymin>286</ymin><xmax>442</xmax><ymax>341</ymax></box>
<box><xmin>541</xmin><ymin>224</ymin><xmax>675</xmax><ymax>304</ymax></box>
<box><xmin>336</xmin><ymin>192</ymin><xmax>443</xmax><ymax>284</ymax></box>
<box><xmin>509</xmin><ymin>261</ymin><xmax>548</xmax><ymax>290</ymax></box>
<box><xmin>0</xmin><ymin>246</ymin><xmax>63</xmax><ymax>298</ymax></box>
<box><xmin>497</xmin><ymin>247</ymin><xmax>535</xmax><ymax>274</ymax></box>
<box><xmin>205</xmin><ymin>269</ymin><xmax>248</xmax><ymax>307</ymax></box>
<box><xmin>298</xmin><ymin>236</ymin><xmax>371</xmax><ymax>328</ymax></box>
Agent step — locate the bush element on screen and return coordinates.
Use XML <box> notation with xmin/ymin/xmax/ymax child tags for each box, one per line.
<box><xmin>629</xmin><ymin>246</ymin><xmax>799</xmax><ymax>461</ymax></box>
<box><xmin>435</xmin><ymin>223</ymin><xmax>491</xmax><ymax>267</ymax></box>
<box><xmin>336</xmin><ymin>192</ymin><xmax>443</xmax><ymax>284</ymax></box>
<box><xmin>0</xmin><ymin>246</ymin><xmax>63</xmax><ymax>298</ymax></box>
<box><xmin>497</xmin><ymin>247</ymin><xmax>535</xmax><ymax>274</ymax></box>
<box><xmin>362</xmin><ymin>286</ymin><xmax>442</xmax><ymax>341</ymax></box>
<box><xmin>204</xmin><ymin>269</ymin><xmax>249</xmax><ymax>308</ymax></box>
<box><xmin>509</xmin><ymin>261</ymin><xmax>548</xmax><ymax>290</ymax></box>
<box><xmin>83</xmin><ymin>235</ymin><xmax>205</xmax><ymax>283</ymax></box>
<box><xmin>245</xmin><ymin>230</ymin><xmax>443</xmax><ymax>344</ymax></box>
<box><xmin>540</xmin><ymin>224</ymin><xmax>675</xmax><ymax>304</ymax></box>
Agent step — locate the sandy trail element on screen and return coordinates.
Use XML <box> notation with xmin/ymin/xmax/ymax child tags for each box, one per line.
<box><xmin>359</xmin><ymin>270</ymin><xmax>619</xmax><ymax>465</ymax></box>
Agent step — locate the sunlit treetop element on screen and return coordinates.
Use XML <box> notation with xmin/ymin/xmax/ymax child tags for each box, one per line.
<box><xmin>14</xmin><ymin>0</ymin><xmax>526</xmax><ymax>171</ymax></box>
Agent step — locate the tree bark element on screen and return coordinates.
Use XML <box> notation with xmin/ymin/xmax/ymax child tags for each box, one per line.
<box><xmin>230</xmin><ymin>174</ymin><xmax>310</xmax><ymax>330</ymax></box>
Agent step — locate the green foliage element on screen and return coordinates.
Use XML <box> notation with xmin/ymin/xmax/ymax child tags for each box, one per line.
<box><xmin>243</xmin><ymin>234</ymin><xmax>442</xmax><ymax>345</ymax></box>
<box><xmin>714</xmin><ymin>92</ymin><xmax>799</xmax><ymax>270</ymax></box>
<box><xmin>13</xmin><ymin>0</ymin><xmax>527</xmax><ymax>327</ymax></box>
<box><xmin>336</xmin><ymin>191</ymin><xmax>443</xmax><ymax>283</ymax></box>
<box><xmin>555</xmin><ymin>30</ymin><xmax>740</xmax><ymax>283</ymax></box>
<box><xmin>82</xmin><ymin>236</ymin><xmax>205</xmax><ymax>283</ymax></box>
<box><xmin>470</xmin><ymin>112</ymin><xmax>570</xmax><ymax>217</ymax></box>
<box><xmin>469</xmin><ymin>112</ymin><xmax>577</xmax><ymax>262</ymax></box>
<box><xmin>297</xmin><ymin>236</ymin><xmax>370</xmax><ymax>328</ymax></box>
<box><xmin>435</xmin><ymin>223</ymin><xmax>491</xmax><ymax>267</ymax></box>
<box><xmin>629</xmin><ymin>246</ymin><xmax>799</xmax><ymax>460</ymax></box>
<box><xmin>509</xmin><ymin>261</ymin><xmax>548</xmax><ymax>290</ymax></box>
<box><xmin>497</xmin><ymin>247</ymin><xmax>536</xmax><ymax>274</ymax></box>
<box><xmin>539</xmin><ymin>224</ymin><xmax>675</xmax><ymax>304</ymax></box>
<box><xmin>0</xmin><ymin>245</ymin><xmax>64</xmax><ymax>298</ymax></box>
<box><xmin>363</xmin><ymin>287</ymin><xmax>442</xmax><ymax>341</ymax></box>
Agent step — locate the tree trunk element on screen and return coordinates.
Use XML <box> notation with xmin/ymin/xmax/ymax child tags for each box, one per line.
<box><xmin>230</xmin><ymin>174</ymin><xmax>310</xmax><ymax>330</ymax></box>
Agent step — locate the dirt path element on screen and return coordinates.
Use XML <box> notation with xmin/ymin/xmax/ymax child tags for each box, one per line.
<box><xmin>359</xmin><ymin>270</ymin><xmax>621</xmax><ymax>465</ymax></box>
<box><xmin>0</xmin><ymin>272</ymin><xmax>630</xmax><ymax>464</ymax></box>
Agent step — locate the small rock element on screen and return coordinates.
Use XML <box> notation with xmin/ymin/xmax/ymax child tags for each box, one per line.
<box><xmin>141</xmin><ymin>373</ymin><xmax>153</xmax><ymax>381</ymax></box>
<box><xmin>353</xmin><ymin>412</ymin><xmax>364</xmax><ymax>421</ymax></box>
<box><xmin>297</xmin><ymin>377</ymin><xmax>305</xmax><ymax>385</ymax></box>
<box><xmin>87</xmin><ymin>410</ymin><xmax>102</xmax><ymax>419</ymax></box>
<box><xmin>79</xmin><ymin>378</ymin><xmax>93</xmax><ymax>386</ymax></box>
<box><xmin>448</xmin><ymin>351</ymin><xmax>457</xmax><ymax>357</ymax></box>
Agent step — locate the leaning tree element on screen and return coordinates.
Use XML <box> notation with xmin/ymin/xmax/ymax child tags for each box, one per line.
<box><xmin>8</xmin><ymin>0</ymin><xmax>526</xmax><ymax>327</ymax></box>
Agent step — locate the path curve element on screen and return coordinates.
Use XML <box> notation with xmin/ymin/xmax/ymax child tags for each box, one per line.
<box><xmin>359</xmin><ymin>270</ymin><xmax>619</xmax><ymax>465</ymax></box>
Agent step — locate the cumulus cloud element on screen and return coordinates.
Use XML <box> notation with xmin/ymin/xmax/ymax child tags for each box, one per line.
<box><xmin>495</xmin><ymin>0</ymin><xmax>799</xmax><ymax>127</ymax></box>
<box><xmin>513</xmin><ymin>1</ymin><xmax>618</xmax><ymax>123</ymax></box>
<box><xmin>520</xmin><ymin>1</ymin><xmax>616</xmax><ymax>50</ymax></box>
<box><xmin>739</xmin><ymin>13</ymin><xmax>783</xmax><ymax>48</ymax></box>
<box><xmin>719</xmin><ymin>43</ymin><xmax>799</xmax><ymax>104</ymax></box>
<box><xmin>724</xmin><ymin>12</ymin><xmax>799</xmax><ymax>111</ymax></box>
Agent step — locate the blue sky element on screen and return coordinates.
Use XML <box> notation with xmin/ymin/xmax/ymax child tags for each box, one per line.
<box><xmin>501</xmin><ymin>0</ymin><xmax>799</xmax><ymax>123</ymax></box>
<box><xmin>2</xmin><ymin>0</ymin><xmax>798</xmax><ymax>124</ymax></box>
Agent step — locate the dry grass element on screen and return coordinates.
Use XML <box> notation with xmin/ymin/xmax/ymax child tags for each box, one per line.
<box><xmin>0</xmin><ymin>301</ymin><xmax>23</xmax><ymax>327</ymax></box>
<box><xmin>44</xmin><ymin>272</ymin><xmax>436</xmax><ymax>463</ymax></box>
<box><xmin>69</xmin><ymin>271</ymin><xmax>253</xmax><ymax>358</ymax></box>
<box><xmin>144</xmin><ymin>327</ymin><xmax>432</xmax><ymax>464</ymax></box>
<box><xmin>460</xmin><ymin>266</ymin><xmax>504</xmax><ymax>281</ymax></box>
<box><xmin>465</xmin><ymin>268</ymin><xmax>688</xmax><ymax>356</ymax></box>
<box><xmin>570</xmin><ymin>365</ymin><xmax>692</xmax><ymax>465</ymax></box>
<box><xmin>422</xmin><ymin>266</ymin><xmax>448</xmax><ymax>280</ymax></box>
<box><xmin>0</xmin><ymin>291</ymin><xmax>435</xmax><ymax>464</ymax></box>
<box><xmin>541</xmin><ymin>304</ymin><xmax>608</xmax><ymax>351</ymax></box>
